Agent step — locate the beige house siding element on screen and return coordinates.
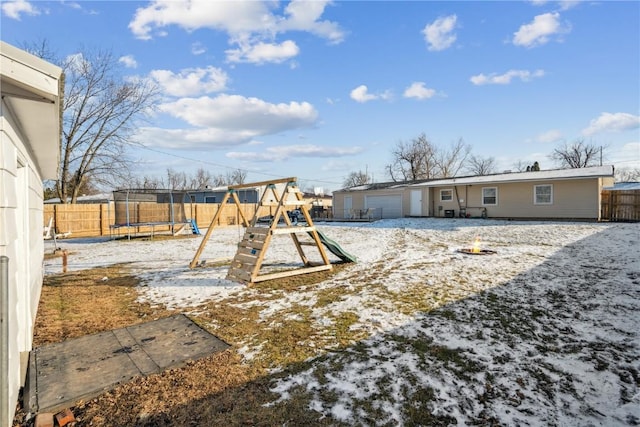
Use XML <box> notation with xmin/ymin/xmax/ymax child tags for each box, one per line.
<box><xmin>333</xmin><ymin>168</ymin><xmax>615</xmax><ymax>222</ymax></box>
<box><xmin>430</xmin><ymin>179</ymin><xmax>606</xmax><ymax>219</ymax></box>
<box><xmin>333</xmin><ymin>189</ymin><xmax>405</xmax><ymax>219</ymax></box>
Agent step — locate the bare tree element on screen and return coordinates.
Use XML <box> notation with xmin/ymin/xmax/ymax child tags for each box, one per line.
<box><xmin>435</xmin><ymin>138</ymin><xmax>471</xmax><ymax>177</ymax></box>
<box><xmin>467</xmin><ymin>155</ymin><xmax>497</xmax><ymax>176</ymax></box>
<box><xmin>615</xmin><ymin>167</ymin><xmax>640</xmax><ymax>182</ymax></box>
<box><xmin>386</xmin><ymin>133</ymin><xmax>438</xmax><ymax>181</ymax></box>
<box><xmin>550</xmin><ymin>139</ymin><xmax>602</xmax><ymax>168</ymax></box>
<box><xmin>386</xmin><ymin>134</ymin><xmax>472</xmax><ymax>181</ymax></box>
<box><xmin>212</xmin><ymin>174</ymin><xmax>227</xmax><ymax>187</ymax></box>
<box><xmin>48</xmin><ymin>46</ymin><xmax>159</xmax><ymax>202</ymax></box>
<box><xmin>512</xmin><ymin>160</ymin><xmax>529</xmax><ymax>172</ymax></box>
<box><xmin>166</xmin><ymin>168</ymin><xmax>188</xmax><ymax>190</ymax></box>
<box><xmin>343</xmin><ymin>170</ymin><xmax>371</xmax><ymax>188</ymax></box>
<box><xmin>20</xmin><ymin>38</ymin><xmax>57</xmax><ymax>63</ymax></box>
<box><xmin>226</xmin><ymin>169</ymin><xmax>247</xmax><ymax>185</ymax></box>
<box><xmin>189</xmin><ymin>167</ymin><xmax>213</xmax><ymax>189</ymax></box>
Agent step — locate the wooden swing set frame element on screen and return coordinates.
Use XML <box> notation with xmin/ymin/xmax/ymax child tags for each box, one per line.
<box><xmin>189</xmin><ymin>177</ymin><xmax>332</xmax><ymax>284</ymax></box>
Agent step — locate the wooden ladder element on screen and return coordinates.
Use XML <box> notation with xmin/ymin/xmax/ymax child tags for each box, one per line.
<box><xmin>226</xmin><ymin>227</ymin><xmax>269</xmax><ymax>283</ymax></box>
<box><xmin>226</xmin><ymin>180</ymin><xmax>332</xmax><ymax>284</ymax></box>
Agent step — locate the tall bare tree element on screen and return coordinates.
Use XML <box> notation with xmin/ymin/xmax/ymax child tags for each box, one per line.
<box><xmin>166</xmin><ymin>168</ymin><xmax>188</xmax><ymax>190</ymax></box>
<box><xmin>343</xmin><ymin>170</ymin><xmax>371</xmax><ymax>188</ymax></box>
<box><xmin>467</xmin><ymin>155</ymin><xmax>497</xmax><ymax>176</ymax></box>
<box><xmin>386</xmin><ymin>133</ymin><xmax>438</xmax><ymax>181</ymax></box>
<box><xmin>52</xmin><ymin>47</ymin><xmax>158</xmax><ymax>202</ymax></box>
<box><xmin>615</xmin><ymin>167</ymin><xmax>640</xmax><ymax>182</ymax></box>
<box><xmin>226</xmin><ymin>169</ymin><xmax>247</xmax><ymax>185</ymax></box>
<box><xmin>189</xmin><ymin>167</ymin><xmax>213</xmax><ymax>189</ymax></box>
<box><xmin>386</xmin><ymin>134</ymin><xmax>471</xmax><ymax>181</ymax></box>
<box><xmin>550</xmin><ymin>139</ymin><xmax>603</xmax><ymax>168</ymax></box>
<box><xmin>435</xmin><ymin>138</ymin><xmax>471</xmax><ymax>177</ymax></box>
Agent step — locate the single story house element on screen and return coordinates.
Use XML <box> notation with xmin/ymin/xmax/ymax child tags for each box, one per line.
<box><xmin>1</xmin><ymin>41</ymin><xmax>63</xmax><ymax>426</ymax></box>
<box><xmin>333</xmin><ymin>165</ymin><xmax>615</xmax><ymax>221</ymax></box>
<box><xmin>188</xmin><ymin>186</ymin><xmax>259</xmax><ymax>204</ymax></box>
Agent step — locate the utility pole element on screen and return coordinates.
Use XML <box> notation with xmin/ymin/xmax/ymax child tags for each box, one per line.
<box><xmin>600</xmin><ymin>146</ymin><xmax>603</xmax><ymax>166</ymax></box>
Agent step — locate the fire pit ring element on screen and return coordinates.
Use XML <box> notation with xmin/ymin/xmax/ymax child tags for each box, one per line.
<box><xmin>457</xmin><ymin>248</ymin><xmax>497</xmax><ymax>255</ymax></box>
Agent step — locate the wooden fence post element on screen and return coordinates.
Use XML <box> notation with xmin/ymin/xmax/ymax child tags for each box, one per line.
<box><xmin>53</xmin><ymin>204</ymin><xmax>57</xmax><ymax>233</ymax></box>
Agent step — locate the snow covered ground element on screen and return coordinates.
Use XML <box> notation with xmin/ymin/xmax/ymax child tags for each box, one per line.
<box><xmin>44</xmin><ymin>218</ymin><xmax>640</xmax><ymax>426</ymax></box>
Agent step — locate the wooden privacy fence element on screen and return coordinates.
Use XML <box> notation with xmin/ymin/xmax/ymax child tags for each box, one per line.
<box><xmin>43</xmin><ymin>203</ymin><xmax>259</xmax><ymax>238</ymax></box>
<box><xmin>600</xmin><ymin>190</ymin><xmax>640</xmax><ymax>222</ymax></box>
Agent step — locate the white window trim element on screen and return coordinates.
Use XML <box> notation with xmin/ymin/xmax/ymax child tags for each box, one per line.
<box><xmin>481</xmin><ymin>187</ymin><xmax>498</xmax><ymax>206</ymax></box>
<box><xmin>534</xmin><ymin>184</ymin><xmax>553</xmax><ymax>205</ymax></box>
<box><xmin>440</xmin><ymin>189</ymin><xmax>453</xmax><ymax>202</ymax></box>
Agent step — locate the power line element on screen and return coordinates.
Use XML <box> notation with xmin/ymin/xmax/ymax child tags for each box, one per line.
<box><xmin>133</xmin><ymin>144</ymin><xmax>347</xmax><ymax>186</ymax></box>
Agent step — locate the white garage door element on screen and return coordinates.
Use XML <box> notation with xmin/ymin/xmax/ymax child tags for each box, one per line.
<box><xmin>365</xmin><ymin>195</ymin><xmax>402</xmax><ymax>218</ymax></box>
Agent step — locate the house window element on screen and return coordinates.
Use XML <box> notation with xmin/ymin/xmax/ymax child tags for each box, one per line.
<box><xmin>482</xmin><ymin>187</ymin><xmax>497</xmax><ymax>205</ymax></box>
<box><xmin>534</xmin><ymin>184</ymin><xmax>553</xmax><ymax>205</ymax></box>
<box><xmin>440</xmin><ymin>189</ymin><xmax>453</xmax><ymax>201</ymax></box>
<box><xmin>205</xmin><ymin>196</ymin><xmax>216</xmax><ymax>203</ymax></box>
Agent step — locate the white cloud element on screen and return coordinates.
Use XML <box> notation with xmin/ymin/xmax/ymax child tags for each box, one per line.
<box><xmin>422</xmin><ymin>15</ymin><xmax>458</xmax><ymax>51</ymax></box>
<box><xmin>530</xmin><ymin>0</ymin><xmax>581</xmax><ymax>10</ymax></box>
<box><xmin>470</xmin><ymin>69</ymin><xmax>545</xmax><ymax>85</ymax></box>
<box><xmin>62</xmin><ymin>1</ymin><xmax>82</xmax><ymax>10</ymax></box>
<box><xmin>118</xmin><ymin>55</ymin><xmax>138</xmax><ymax>69</ymax></box>
<box><xmin>536</xmin><ymin>129</ymin><xmax>563</xmax><ymax>143</ymax></box>
<box><xmin>350</xmin><ymin>85</ymin><xmax>376</xmax><ymax>103</ymax></box>
<box><xmin>150</xmin><ymin>67</ymin><xmax>229</xmax><ymax>97</ymax></box>
<box><xmin>159</xmin><ymin>94</ymin><xmax>317</xmax><ymax>130</ymax></box>
<box><xmin>129</xmin><ymin>1</ymin><xmax>344</xmax><ymax>64</ymax></box>
<box><xmin>134</xmin><ymin>127</ymin><xmax>247</xmax><ymax>149</ymax></box>
<box><xmin>403</xmin><ymin>82</ymin><xmax>436</xmax><ymax>100</ymax></box>
<box><xmin>279</xmin><ymin>0</ymin><xmax>345</xmax><ymax>44</ymax></box>
<box><xmin>226</xmin><ymin>40</ymin><xmax>300</xmax><ymax>64</ymax></box>
<box><xmin>513</xmin><ymin>12</ymin><xmax>570</xmax><ymax>48</ymax></box>
<box><xmin>1</xmin><ymin>0</ymin><xmax>39</xmax><ymax>19</ymax></box>
<box><xmin>144</xmin><ymin>94</ymin><xmax>318</xmax><ymax>149</ymax></box>
<box><xmin>191</xmin><ymin>42</ymin><xmax>206</xmax><ymax>55</ymax></box>
<box><xmin>227</xmin><ymin>144</ymin><xmax>363</xmax><ymax>162</ymax></box>
<box><xmin>350</xmin><ymin>85</ymin><xmax>391</xmax><ymax>103</ymax></box>
<box><xmin>582</xmin><ymin>112</ymin><xmax>640</xmax><ymax>136</ymax></box>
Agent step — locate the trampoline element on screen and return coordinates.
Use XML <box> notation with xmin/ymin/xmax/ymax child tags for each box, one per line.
<box><xmin>110</xmin><ymin>189</ymin><xmax>195</xmax><ymax>239</ymax></box>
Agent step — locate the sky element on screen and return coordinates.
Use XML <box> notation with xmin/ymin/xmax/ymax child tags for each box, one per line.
<box><xmin>2</xmin><ymin>0</ymin><xmax>639</xmax><ymax>192</ymax></box>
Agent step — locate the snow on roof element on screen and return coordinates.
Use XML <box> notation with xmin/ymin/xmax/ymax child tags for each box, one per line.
<box><xmin>603</xmin><ymin>181</ymin><xmax>640</xmax><ymax>190</ymax></box>
<box><xmin>337</xmin><ymin>166</ymin><xmax>613</xmax><ymax>193</ymax></box>
<box><xmin>412</xmin><ymin>165</ymin><xmax>614</xmax><ymax>188</ymax></box>
<box><xmin>44</xmin><ymin>192</ymin><xmax>113</xmax><ymax>204</ymax></box>
<box><xmin>339</xmin><ymin>180</ymin><xmax>426</xmax><ymax>192</ymax></box>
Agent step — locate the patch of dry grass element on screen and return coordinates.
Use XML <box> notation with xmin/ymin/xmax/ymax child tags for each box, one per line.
<box><xmin>33</xmin><ymin>264</ymin><xmax>176</xmax><ymax>346</ymax></box>
<box><xmin>17</xmin><ymin>262</ymin><xmax>355</xmax><ymax>427</ymax></box>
